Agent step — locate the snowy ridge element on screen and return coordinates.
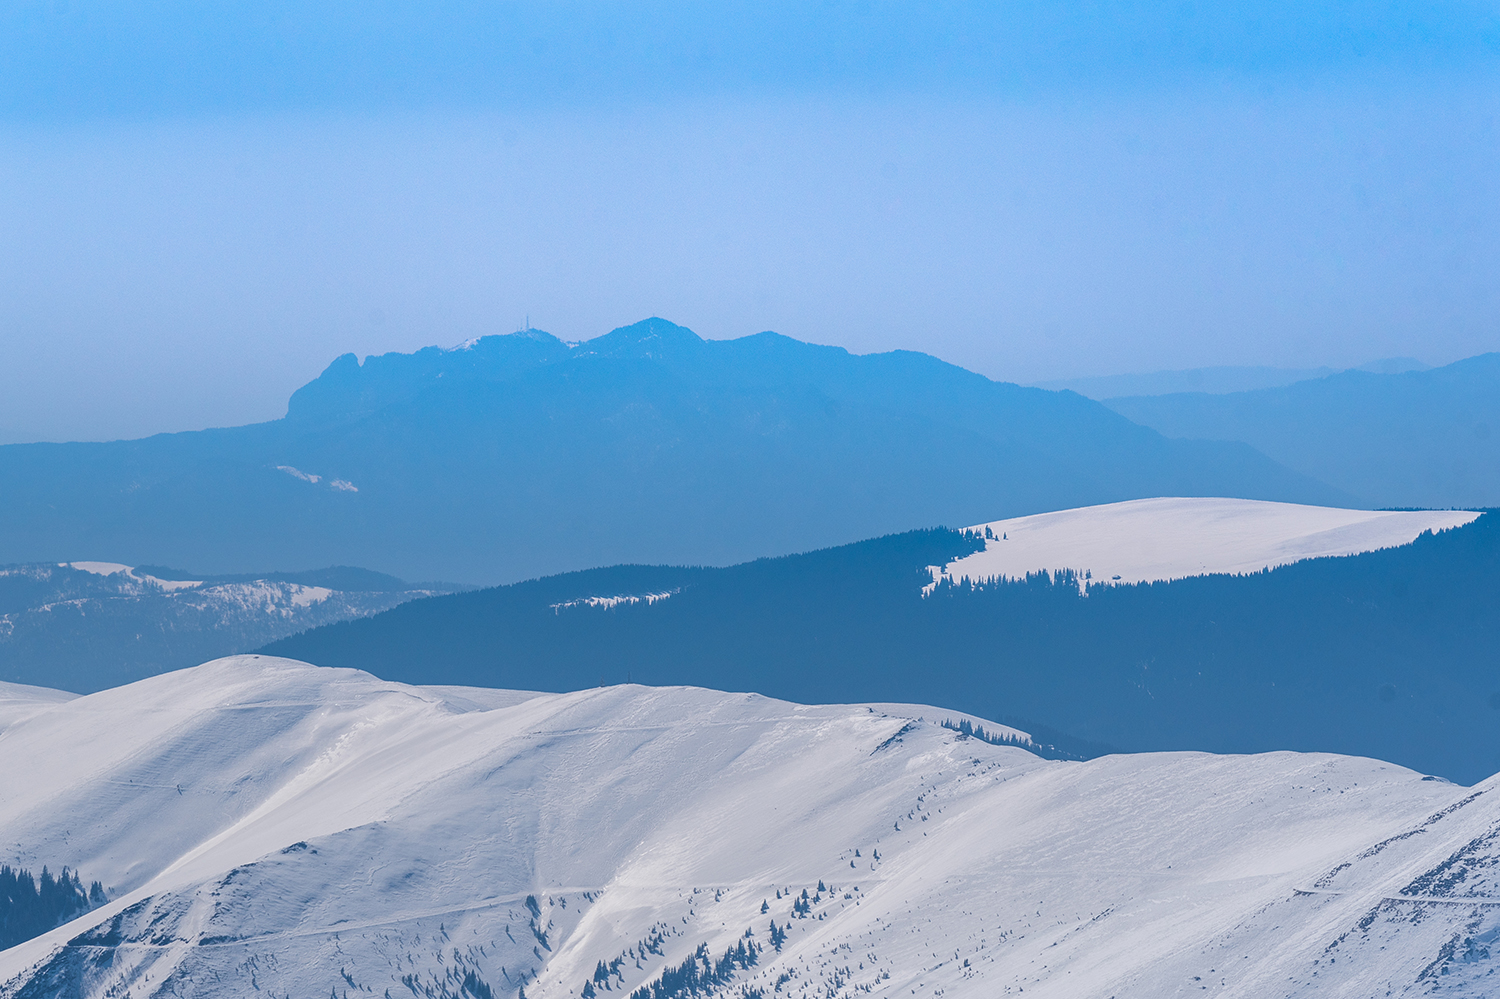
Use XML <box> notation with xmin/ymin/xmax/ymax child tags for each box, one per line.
<box><xmin>2</xmin><ymin>658</ymin><xmax>1500</xmax><ymax>997</ymax></box>
<box><xmin>65</xmin><ymin>562</ymin><xmax>204</xmax><ymax>592</ymax></box>
<box><xmin>61</xmin><ymin>561</ymin><xmax>334</xmax><ymax>606</ymax></box>
<box><xmin>1</xmin><ymin>562</ymin><xmax>451</xmax><ymax>692</ymax></box>
<box><xmin>926</xmin><ymin>497</ymin><xmax>1479</xmax><ymax>593</ymax></box>
<box><xmin>10</xmin><ymin>567</ymin><xmax>353</xmax><ymax>628</ymax></box>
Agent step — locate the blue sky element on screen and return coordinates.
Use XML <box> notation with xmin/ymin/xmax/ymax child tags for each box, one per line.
<box><xmin>2</xmin><ymin>2</ymin><xmax>1498</xmax><ymax>442</ymax></box>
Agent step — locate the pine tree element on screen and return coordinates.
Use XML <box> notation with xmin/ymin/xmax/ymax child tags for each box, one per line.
<box><xmin>0</xmin><ymin>865</ymin><xmax>106</xmax><ymax>951</ymax></box>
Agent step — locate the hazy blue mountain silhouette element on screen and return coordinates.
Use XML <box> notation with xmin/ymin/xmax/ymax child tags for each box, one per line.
<box><xmin>263</xmin><ymin>513</ymin><xmax>1500</xmax><ymax>784</ymax></box>
<box><xmin>1105</xmin><ymin>353</ymin><xmax>1500</xmax><ymax>508</ymax></box>
<box><xmin>0</xmin><ymin>319</ymin><xmax>1348</xmax><ymax>583</ymax></box>
<box><xmin>1034</xmin><ymin>357</ymin><xmax>1428</xmax><ymax>400</ymax></box>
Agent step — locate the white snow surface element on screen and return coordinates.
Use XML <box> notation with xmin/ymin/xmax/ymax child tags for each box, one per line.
<box><xmin>62</xmin><ymin>562</ymin><xmax>204</xmax><ymax>591</ymax></box>
<box><xmin>0</xmin><ymin>680</ymin><xmax>77</xmax><ymax>728</ymax></box>
<box><xmin>52</xmin><ymin>562</ymin><xmax>365</xmax><ymax>609</ymax></box>
<box><xmin>63</xmin><ymin>562</ymin><xmax>133</xmax><ymax>577</ymax></box>
<box><xmin>928</xmin><ymin>497</ymin><xmax>1479</xmax><ymax>591</ymax></box>
<box><xmin>3</xmin><ymin>657</ymin><xmax>1500</xmax><ymax>997</ymax></box>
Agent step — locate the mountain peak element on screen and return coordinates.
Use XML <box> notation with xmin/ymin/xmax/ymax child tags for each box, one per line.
<box><xmin>575</xmin><ymin>317</ymin><xmax>704</xmax><ymax>359</ymax></box>
<box><xmin>285</xmin><ymin>328</ymin><xmax>570</xmax><ymax>422</ymax></box>
<box><xmin>451</xmin><ymin>327</ymin><xmax>566</xmax><ymax>353</ymax></box>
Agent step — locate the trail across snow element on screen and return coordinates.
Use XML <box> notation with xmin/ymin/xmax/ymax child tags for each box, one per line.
<box><xmin>928</xmin><ymin>497</ymin><xmax>1478</xmax><ymax>591</ymax></box>
<box><xmin>1</xmin><ymin>658</ymin><xmax>1499</xmax><ymax>997</ymax></box>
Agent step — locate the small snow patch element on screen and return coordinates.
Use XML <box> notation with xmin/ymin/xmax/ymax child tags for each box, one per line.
<box><xmin>288</xmin><ymin>585</ymin><xmax>334</xmax><ymax>608</ymax></box>
<box><xmin>278</xmin><ymin>466</ymin><xmax>357</xmax><ymax>492</ymax></box>
<box><xmin>141</xmin><ymin>574</ymin><xmax>203</xmax><ymax>592</ymax></box>
<box><xmin>277</xmin><ymin>465</ymin><xmax>321</xmax><ymax>484</ymax></box>
<box><xmin>551</xmin><ymin>591</ymin><xmax>678</xmax><ymax>614</ymax></box>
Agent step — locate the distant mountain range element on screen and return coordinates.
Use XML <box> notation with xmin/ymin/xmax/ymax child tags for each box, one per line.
<box><xmin>1036</xmin><ymin>356</ymin><xmax>1430</xmax><ymax>399</ymax></box>
<box><xmin>0</xmin><ymin>562</ymin><xmax>457</xmax><ymax>692</ymax></box>
<box><xmin>3</xmin><ymin>657</ymin><xmax>1498</xmax><ymax>998</ymax></box>
<box><xmin>264</xmin><ymin>500</ymin><xmax>1500</xmax><ymax>784</ymax></box>
<box><xmin>1105</xmin><ymin>353</ymin><xmax>1500</xmax><ymax>507</ymax></box>
<box><xmin>0</xmin><ymin>318</ymin><xmax>1349</xmax><ymax>584</ymax></box>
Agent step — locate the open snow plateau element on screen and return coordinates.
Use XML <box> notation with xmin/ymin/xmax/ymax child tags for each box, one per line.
<box><xmin>2</xmin><ymin>658</ymin><xmax>1500</xmax><ymax>997</ymax></box>
<box><xmin>927</xmin><ymin>497</ymin><xmax>1479</xmax><ymax>592</ymax></box>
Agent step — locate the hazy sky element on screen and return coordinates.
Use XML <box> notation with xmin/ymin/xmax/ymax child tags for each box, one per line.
<box><xmin>2</xmin><ymin>2</ymin><xmax>1498</xmax><ymax>443</ymax></box>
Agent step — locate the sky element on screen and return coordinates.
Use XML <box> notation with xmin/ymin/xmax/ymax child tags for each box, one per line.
<box><xmin>1</xmin><ymin>1</ymin><xmax>1498</xmax><ymax>444</ymax></box>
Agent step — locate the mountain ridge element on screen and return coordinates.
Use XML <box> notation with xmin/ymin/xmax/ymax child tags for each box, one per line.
<box><xmin>260</xmin><ymin>502</ymin><xmax>1500</xmax><ymax>783</ymax></box>
<box><xmin>3</xmin><ymin>657</ymin><xmax>1500</xmax><ymax>998</ymax></box>
<box><xmin>1036</xmin><ymin>356</ymin><xmax>1431</xmax><ymax>399</ymax></box>
<box><xmin>0</xmin><ymin>318</ymin><xmax>1347</xmax><ymax>583</ymax></box>
<box><xmin>1105</xmin><ymin>352</ymin><xmax>1500</xmax><ymax>507</ymax></box>
<box><xmin>0</xmin><ymin>560</ymin><xmax>456</xmax><ymax>692</ymax></box>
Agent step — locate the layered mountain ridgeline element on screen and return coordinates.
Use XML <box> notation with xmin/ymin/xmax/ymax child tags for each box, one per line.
<box><xmin>0</xmin><ymin>865</ymin><xmax>105</xmax><ymax>951</ymax></box>
<box><xmin>0</xmin><ymin>562</ymin><xmax>461</xmax><ymax>693</ymax></box>
<box><xmin>0</xmin><ymin>319</ymin><xmax>1348</xmax><ymax>585</ymax></box>
<box><xmin>1105</xmin><ymin>352</ymin><xmax>1500</xmax><ymax>507</ymax></box>
<box><xmin>266</xmin><ymin>512</ymin><xmax>1500</xmax><ymax>784</ymax></box>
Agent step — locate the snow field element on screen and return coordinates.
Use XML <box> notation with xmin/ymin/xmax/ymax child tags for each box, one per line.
<box><xmin>0</xmin><ymin>681</ymin><xmax>77</xmax><ymax>729</ymax></box>
<box><xmin>927</xmin><ymin>497</ymin><xmax>1480</xmax><ymax>592</ymax></box>
<box><xmin>0</xmin><ymin>658</ymin><xmax>1496</xmax><ymax>997</ymax></box>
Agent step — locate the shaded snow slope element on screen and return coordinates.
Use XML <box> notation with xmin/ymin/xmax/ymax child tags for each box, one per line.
<box><xmin>929</xmin><ymin>497</ymin><xmax>1478</xmax><ymax>591</ymax></box>
<box><xmin>3</xmin><ymin>659</ymin><xmax>1500</xmax><ymax>996</ymax></box>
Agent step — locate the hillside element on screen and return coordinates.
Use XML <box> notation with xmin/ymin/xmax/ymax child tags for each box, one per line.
<box><xmin>0</xmin><ymin>561</ymin><xmax>454</xmax><ymax>692</ymax></box>
<box><xmin>0</xmin><ymin>319</ymin><xmax>1347</xmax><ymax>584</ymax></box>
<box><xmin>1105</xmin><ymin>352</ymin><xmax>1500</xmax><ymax>507</ymax></box>
<box><xmin>928</xmin><ymin>497</ymin><xmax>1476</xmax><ymax>589</ymax></box>
<box><xmin>2</xmin><ymin>658</ymin><xmax>1498</xmax><ymax>998</ymax></box>
<box><xmin>264</xmin><ymin>500</ymin><xmax>1500</xmax><ymax>783</ymax></box>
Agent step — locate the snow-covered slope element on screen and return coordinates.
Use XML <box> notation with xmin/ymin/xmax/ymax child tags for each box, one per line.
<box><xmin>2</xmin><ymin>658</ymin><xmax>1500</xmax><ymax>997</ymax></box>
<box><xmin>0</xmin><ymin>680</ymin><xmax>75</xmax><ymax>728</ymax></box>
<box><xmin>928</xmin><ymin>497</ymin><xmax>1478</xmax><ymax>591</ymax></box>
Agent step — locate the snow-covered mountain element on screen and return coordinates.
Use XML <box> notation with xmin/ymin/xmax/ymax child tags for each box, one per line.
<box><xmin>1</xmin><ymin>657</ymin><xmax>1497</xmax><ymax>998</ymax></box>
<box><xmin>0</xmin><ymin>562</ymin><xmax>456</xmax><ymax>692</ymax></box>
<box><xmin>264</xmin><ymin>500</ymin><xmax>1500</xmax><ymax>783</ymax></box>
<box><xmin>926</xmin><ymin>497</ymin><xmax>1478</xmax><ymax>591</ymax></box>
